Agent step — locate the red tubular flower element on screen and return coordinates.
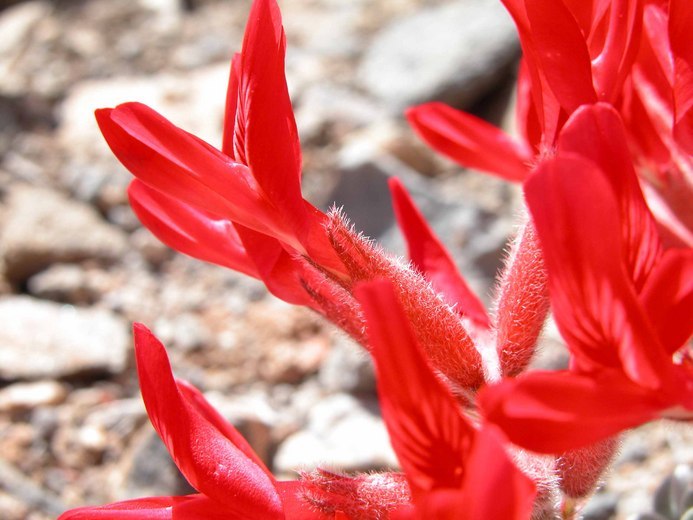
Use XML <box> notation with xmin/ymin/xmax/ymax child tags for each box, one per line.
<box><xmin>59</xmin><ymin>324</ymin><xmax>325</xmax><ymax>520</ymax></box>
<box><xmin>408</xmin><ymin>0</ymin><xmax>693</xmax><ymax>246</ymax></box>
<box><xmin>478</xmin><ymin>106</ymin><xmax>693</xmax><ymax>454</ymax></box>
<box><xmin>355</xmin><ymin>280</ymin><xmax>536</xmax><ymax>520</ymax></box>
<box><xmin>95</xmin><ymin>0</ymin><xmax>493</xmax><ymax>392</ymax></box>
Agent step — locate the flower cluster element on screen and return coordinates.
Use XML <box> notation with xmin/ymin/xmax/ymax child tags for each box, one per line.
<box><xmin>61</xmin><ymin>0</ymin><xmax>692</xmax><ymax>518</ymax></box>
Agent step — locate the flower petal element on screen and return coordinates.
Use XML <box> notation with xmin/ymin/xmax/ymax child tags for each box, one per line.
<box><xmin>457</xmin><ymin>424</ymin><xmax>536</xmax><ymax>520</ymax></box>
<box><xmin>389</xmin><ymin>177</ymin><xmax>489</xmax><ymax>329</ymax></box>
<box><xmin>235</xmin><ymin>224</ymin><xmax>319</xmax><ymax>308</ymax></box>
<box><xmin>525</xmin><ymin>155</ymin><xmax>665</xmax><ymax>388</ymax></box>
<box><xmin>670</xmin><ymin>0</ymin><xmax>693</xmax><ymax>154</ymax></box>
<box><xmin>234</xmin><ymin>0</ymin><xmax>306</xmax><ymax>232</ymax></box>
<box><xmin>95</xmin><ymin>104</ymin><xmax>296</xmax><ymax>247</ymax></box>
<box><xmin>557</xmin><ymin>103</ymin><xmax>662</xmax><ymax>292</ymax></box>
<box><xmin>479</xmin><ymin>370</ymin><xmax>661</xmax><ymax>453</ymax></box>
<box><xmin>355</xmin><ymin>280</ymin><xmax>475</xmax><ymax>497</ymax></box>
<box><xmin>133</xmin><ymin>324</ymin><xmax>283</xmax><ymax>517</ymax></box>
<box><xmin>58</xmin><ymin>495</ymin><xmax>231</xmax><ymax>520</ymax></box>
<box><xmin>639</xmin><ymin>247</ymin><xmax>693</xmax><ymax>354</ymax></box>
<box><xmin>406</xmin><ymin>102</ymin><xmax>531</xmax><ymax>182</ymax></box>
<box><xmin>276</xmin><ymin>481</ymin><xmax>328</xmax><ymax>520</ymax></box>
<box><xmin>524</xmin><ymin>0</ymin><xmax>597</xmax><ymax>112</ymax></box>
<box><xmin>590</xmin><ymin>0</ymin><xmax>642</xmax><ymax>103</ymax></box>
<box><xmin>128</xmin><ymin>180</ymin><xmax>259</xmax><ymax>278</ymax></box>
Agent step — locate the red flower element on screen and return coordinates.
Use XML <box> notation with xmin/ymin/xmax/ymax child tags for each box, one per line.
<box><xmin>407</xmin><ymin>0</ymin><xmax>693</xmax><ymax>246</ymax></box>
<box><xmin>355</xmin><ymin>279</ymin><xmax>536</xmax><ymax>520</ymax></box>
<box><xmin>96</xmin><ymin>0</ymin><xmax>495</xmax><ymax>392</ymax></box>
<box><xmin>479</xmin><ymin>104</ymin><xmax>693</xmax><ymax>454</ymax></box>
<box><xmin>59</xmin><ymin>324</ymin><xmax>325</xmax><ymax>519</ymax></box>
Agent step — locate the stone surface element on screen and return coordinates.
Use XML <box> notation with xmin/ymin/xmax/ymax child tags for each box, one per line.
<box><xmin>318</xmin><ymin>335</ymin><xmax>375</xmax><ymax>395</ymax></box>
<box><xmin>116</xmin><ymin>427</ymin><xmax>194</xmax><ymax>501</ymax></box>
<box><xmin>274</xmin><ymin>394</ymin><xmax>398</xmax><ymax>476</ymax></box>
<box><xmin>0</xmin><ymin>381</ymin><xmax>67</xmax><ymax>413</ymax></box>
<box><xmin>0</xmin><ymin>296</ymin><xmax>129</xmax><ymax>380</ymax></box>
<box><xmin>0</xmin><ymin>185</ymin><xmax>128</xmax><ymax>283</ymax></box>
<box><xmin>358</xmin><ymin>0</ymin><xmax>519</xmax><ymax>112</ymax></box>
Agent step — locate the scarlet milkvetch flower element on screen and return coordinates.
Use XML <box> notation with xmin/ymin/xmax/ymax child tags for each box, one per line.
<box><xmin>59</xmin><ymin>311</ymin><xmax>536</xmax><ymax>519</ymax></box>
<box><xmin>354</xmin><ymin>280</ymin><xmax>537</xmax><ymax>520</ymax></box>
<box><xmin>478</xmin><ymin>103</ymin><xmax>693</xmax><ymax>455</ymax></box>
<box><xmin>92</xmin><ymin>0</ymin><xmax>643</xmax><ymax>511</ymax></box>
<box><xmin>58</xmin><ymin>324</ymin><xmax>325</xmax><ymax>520</ymax></box>
<box><xmin>95</xmin><ymin>0</ymin><xmax>492</xmax><ymax>393</ymax></box>
<box><xmin>407</xmin><ymin>0</ymin><xmax>693</xmax><ymax>247</ymax></box>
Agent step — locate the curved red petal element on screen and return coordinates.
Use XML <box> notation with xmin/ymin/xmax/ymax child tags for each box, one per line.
<box><xmin>128</xmin><ymin>180</ymin><xmax>259</xmax><ymax>278</ymax></box>
<box><xmin>95</xmin><ymin>104</ymin><xmax>295</xmax><ymax>247</ymax></box>
<box><xmin>591</xmin><ymin>0</ymin><xmax>642</xmax><ymax>103</ymax></box>
<box><xmin>524</xmin><ymin>0</ymin><xmax>597</xmax><ymax>112</ymax></box>
<box><xmin>176</xmin><ymin>379</ymin><xmax>273</xmax><ymax>479</ymax></box>
<box><xmin>406</xmin><ymin>102</ymin><xmax>532</xmax><ymax>182</ymax></box>
<box><xmin>235</xmin><ymin>224</ymin><xmax>319</xmax><ymax>308</ymax></box>
<box><xmin>557</xmin><ymin>103</ymin><xmax>662</xmax><ymax>292</ymax></box>
<box><xmin>275</xmin><ymin>481</ymin><xmax>327</xmax><ymax>520</ymax></box>
<box><xmin>670</xmin><ymin>0</ymin><xmax>693</xmax><ymax>154</ymax></box>
<box><xmin>58</xmin><ymin>494</ymin><xmax>231</xmax><ymax>520</ymax></box>
<box><xmin>640</xmin><ymin>247</ymin><xmax>693</xmax><ymax>354</ymax></box>
<box><xmin>235</xmin><ymin>0</ymin><xmax>306</xmax><ymax>231</ymax></box>
<box><xmin>355</xmin><ymin>280</ymin><xmax>475</xmax><ymax>497</ymax></box>
<box><xmin>133</xmin><ymin>324</ymin><xmax>283</xmax><ymax>517</ymax></box>
<box><xmin>479</xmin><ymin>370</ymin><xmax>662</xmax><ymax>453</ymax></box>
<box><xmin>525</xmin><ymin>156</ymin><xmax>666</xmax><ymax>388</ymax></box>
<box><xmin>458</xmin><ymin>424</ymin><xmax>536</xmax><ymax>520</ymax></box>
<box><xmin>389</xmin><ymin>177</ymin><xmax>489</xmax><ymax>329</ymax></box>
<box><xmin>222</xmin><ymin>53</ymin><xmax>243</xmax><ymax>161</ymax></box>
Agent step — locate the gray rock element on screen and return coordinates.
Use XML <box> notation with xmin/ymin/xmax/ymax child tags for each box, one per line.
<box><xmin>328</xmin><ymin>133</ymin><xmax>432</xmax><ymax>240</ymax></box>
<box><xmin>358</xmin><ymin>0</ymin><xmax>519</xmax><ymax>112</ymax></box>
<box><xmin>581</xmin><ymin>492</ymin><xmax>619</xmax><ymax>520</ymax></box>
<box><xmin>273</xmin><ymin>394</ymin><xmax>398</xmax><ymax>476</ymax></box>
<box><xmin>318</xmin><ymin>335</ymin><xmax>375</xmax><ymax>395</ymax></box>
<box><xmin>117</xmin><ymin>427</ymin><xmax>194</xmax><ymax>501</ymax></box>
<box><xmin>0</xmin><ymin>296</ymin><xmax>129</xmax><ymax>380</ymax></box>
<box><xmin>0</xmin><ymin>185</ymin><xmax>128</xmax><ymax>283</ymax></box>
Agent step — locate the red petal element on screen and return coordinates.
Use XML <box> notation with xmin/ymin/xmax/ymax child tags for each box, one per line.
<box><xmin>128</xmin><ymin>180</ymin><xmax>259</xmax><ymax>278</ymax></box>
<box><xmin>355</xmin><ymin>280</ymin><xmax>475</xmax><ymax>497</ymax></box>
<box><xmin>389</xmin><ymin>426</ymin><xmax>535</xmax><ymax>520</ymax></box>
<box><xmin>557</xmin><ymin>103</ymin><xmax>662</xmax><ymax>292</ymax></box>
<box><xmin>389</xmin><ymin>177</ymin><xmax>490</xmax><ymax>329</ymax></box>
<box><xmin>457</xmin><ymin>424</ymin><xmax>536</xmax><ymax>520</ymax></box>
<box><xmin>176</xmin><ymin>379</ymin><xmax>273</xmax><ymax>479</ymax></box>
<box><xmin>222</xmin><ymin>53</ymin><xmax>244</xmax><ymax>161</ymax></box>
<box><xmin>235</xmin><ymin>224</ymin><xmax>319</xmax><ymax>308</ymax></box>
<box><xmin>58</xmin><ymin>495</ymin><xmax>231</xmax><ymax>520</ymax></box>
<box><xmin>276</xmin><ymin>481</ymin><xmax>327</xmax><ymax>520</ymax></box>
<box><xmin>479</xmin><ymin>370</ymin><xmax>662</xmax><ymax>453</ymax></box>
<box><xmin>640</xmin><ymin>248</ymin><xmax>693</xmax><ymax>354</ymax></box>
<box><xmin>524</xmin><ymin>0</ymin><xmax>597</xmax><ymax>112</ymax></box>
<box><xmin>133</xmin><ymin>324</ymin><xmax>283</xmax><ymax>517</ymax></box>
<box><xmin>670</xmin><ymin>0</ymin><xmax>693</xmax><ymax>154</ymax></box>
<box><xmin>95</xmin><ymin>104</ymin><xmax>302</xmax><ymax>246</ymax></box>
<box><xmin>525</xmin><ymin>156</ymin><xmax>665</xmax><ymax>388</ymax></box>
<box><xmin>591</xmin><ymin>0</ymin><xmax>642</xmax><ymax>103</ymax></box>
<box><xmin>406</xmin><ymin>102</ymin><xmax>532</xmax><ymax>182</ymax></box>
<box><xmin>235</xmin><ymin>0</ymin><xmax>306</xmax><ymax>231</ymax></box>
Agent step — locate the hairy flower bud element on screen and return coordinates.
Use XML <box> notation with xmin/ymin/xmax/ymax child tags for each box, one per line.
<box><xmin>492</xmin><ymin>218</ymin><xmax>550</xmax><ymax>377</ymax></box>
<box><xmin>326</xmin><ymin>209</ymin><xmax>484</xmax><ymax>391</ymax></box>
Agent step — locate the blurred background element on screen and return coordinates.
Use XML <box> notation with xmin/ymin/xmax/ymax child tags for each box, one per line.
<box><xmin>0</xmin><ymin>0</ymin><xmax>690</xmax><ymax>518</ymax></box>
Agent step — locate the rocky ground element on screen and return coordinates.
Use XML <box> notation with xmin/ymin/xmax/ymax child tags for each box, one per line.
<box><xmin>0</xmin><ymin>0</ymin><xmax>690</xmax><ymax>519</ymax></box>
